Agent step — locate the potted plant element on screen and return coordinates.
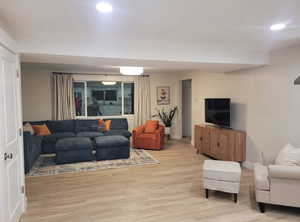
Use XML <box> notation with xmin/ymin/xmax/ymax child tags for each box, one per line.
<box><xmin>152</xmin><ymin>106</ymin><xmax>178</xmax><ymax>136</ymax></box>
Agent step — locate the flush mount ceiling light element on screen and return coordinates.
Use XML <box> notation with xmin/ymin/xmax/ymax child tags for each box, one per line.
<box><xmin>120</xmin><ymin>66</ymin><xmax>144</xmax><ymax>75</ymax></box>
<box><xmin>270</xmin><ymin>23</ymin><xmax>286</xmax><ymax>31</ymax></box>
<box><xmin>96</xmin><ymin>2</ymin><xmax>113</xmax><ymax>13</ymax></box>
<box><xmin>102</xmin><ymin>81</ymin><xmax>116</xmax><ymax>85</ymax></box>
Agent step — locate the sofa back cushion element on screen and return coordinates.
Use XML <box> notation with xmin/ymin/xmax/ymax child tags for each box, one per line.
<box><xmin>46</xmin><ymin>120</ymin><xmax>75</xmax><ymax>133</ymax></box>
<box><xmin>104</xmin><ymin>118</ymin><xmax>128</xmax><ymax>130</ymax></box>
<box><xmin>144</xmin><ymin>120</ymin><xmax>159</xmax><ymax>133</ymax></box>
<box><xmin>275</xmin><ymin>144</ymin><xmax>300</xmax><ymax>166</ymax></box>
<box><xmin>75</xmin><ymin>119</ymin><xmax>99</xmax><ymax>132</ymax></box>
<box><xmin>24</xmin><ymin>121</ymin><xmax>47</xmax><ymax>126</ymax></box>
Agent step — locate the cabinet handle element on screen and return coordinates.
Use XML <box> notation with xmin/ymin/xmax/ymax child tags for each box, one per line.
<box><xmin>200</xmin><ymin>137</ymin><xmax>203</xmax><ymax>141</ymax></box>
<box><xmin>217</xmin><ymin>142</ymin><xmax>220</xmax><ymax>147</ymax></box>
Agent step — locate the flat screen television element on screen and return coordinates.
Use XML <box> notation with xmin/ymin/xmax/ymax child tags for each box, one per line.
<box><xmin>205</xmin><ymin>98</ymin><xmax>231</xmax><ymax>127</ymax></box>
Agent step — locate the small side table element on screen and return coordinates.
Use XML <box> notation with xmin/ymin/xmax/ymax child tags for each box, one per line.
<box><xmin>203</xmin><ymin>160</ymin><xmax>241</xmax><ymax>203</ymax></box>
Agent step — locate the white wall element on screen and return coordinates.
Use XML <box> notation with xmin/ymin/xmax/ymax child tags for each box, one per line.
<box><xmin>180</xmin><ymin>45</ymin><xmax>300</xmax><ymax>164</ymax></box>
<box><xmin>149</xmin><ymin>73</ymin><xmax>181</xmax><ymax>139</ymax></box>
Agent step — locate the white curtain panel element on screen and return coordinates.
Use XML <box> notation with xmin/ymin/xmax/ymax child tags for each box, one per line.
<box><xmin>135</xmin><ymin>76</ymin><xmax>151</xmax><ymax>127</ymax></box>
<box><xmin>52</xmin><ymin>73</ymin><xmax>75</xmax><ymax>120</ymax></box>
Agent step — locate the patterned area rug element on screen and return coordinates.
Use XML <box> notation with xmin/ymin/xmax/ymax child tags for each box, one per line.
<box><xmin>27</xmin><ymin>149</ymin><xmax>160</xmax><ymax>177</ymax></box>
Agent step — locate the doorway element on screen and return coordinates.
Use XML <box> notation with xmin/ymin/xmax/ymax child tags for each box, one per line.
<box><xmin>182</xmin><ymin>79</ymin><xmax>192</xmax><ymax>142</ymax></box>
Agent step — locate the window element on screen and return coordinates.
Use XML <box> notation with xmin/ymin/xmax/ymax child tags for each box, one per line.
<box><xmin>124</xmin><ymin>82</ymin><xmax>134</xmax><ymax>115</ymax></box>
<box><xmin>74</xmin><ymin>82</ymin><xmax>85</xmax><ymax>116</ymax></box>
<box><xmin>74</xmin><ymin>81</ymin><xmax>134</xmax><ymax>117</ymax></box>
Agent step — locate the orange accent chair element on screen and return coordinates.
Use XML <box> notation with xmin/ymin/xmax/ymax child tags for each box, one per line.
<box><xmin>132</xmin><ymin>120</ymin><xmax>165</xmax><ymax>150</ymax></box>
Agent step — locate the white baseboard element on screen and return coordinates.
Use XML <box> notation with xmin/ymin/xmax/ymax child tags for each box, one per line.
<box><xmin>243</xmin><ymin>161</ymin><xmax>254</xmax><ymax>170</ymax></box>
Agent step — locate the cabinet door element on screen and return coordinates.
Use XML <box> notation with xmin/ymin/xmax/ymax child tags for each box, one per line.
<box><xmin>218</xmin><ymin>133</ymin><xmax>228</xmax><ymax>160</ymax></box>
<box><xmin>195</xmin><ymin>125</ymin><xmax>206</xmax><ymax>154</ymax></box>
<box><xmin>234</xmin><ymin>132</ymin><xmax>246</xmax><ymax>161</ymax></box>
<box><xmin>209</xmin><ymin>128</ymin><xmax>219</xmax><ymax>158</ymax></box>
<box><xmin>202</xmin><ymin>127</ymin><xmax>210</xmax><ymax>154</ymax></box>
<box><xmin>194</xmin><ymin>126</ymin><xmax>201</xmax><ymax>153</ymax></box>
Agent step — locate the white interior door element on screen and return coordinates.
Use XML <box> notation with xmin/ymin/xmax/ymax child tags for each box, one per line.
<box><xmin>0</xmin><ymin>46</ymin><xmax>24</xmax><ymax>222</ymax></box>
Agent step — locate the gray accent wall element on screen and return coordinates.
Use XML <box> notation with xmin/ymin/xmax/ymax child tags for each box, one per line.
<box><xmin>21</xmin><ymin>68</ymin><xmax>52</xmax><ymax>121</ymax></box>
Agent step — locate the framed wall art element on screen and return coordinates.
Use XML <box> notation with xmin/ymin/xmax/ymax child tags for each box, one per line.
<box><xmin>157</xmin><ymin>86</ymin><xmax>170</xmax><ymax>105</ymax></box>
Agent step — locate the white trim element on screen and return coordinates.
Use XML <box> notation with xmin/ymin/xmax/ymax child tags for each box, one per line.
<box><xmin>121</xmin><ymin>82</ymin><xmax>124</xmax><ymax>115</ymax></box>
<box><xmin>84</xmin><ymin>81</ymin><xmax>87</xmax><ymax>116</ymax></box>
<box><xmin>0</xmin><ymin>27</ymin><xmax>17</xmax><ymax>54</ymax></box>
<box><xmin>74</xmin><ymin>79</ymin><xmax>135</xmax><ymax>118</ymax></box>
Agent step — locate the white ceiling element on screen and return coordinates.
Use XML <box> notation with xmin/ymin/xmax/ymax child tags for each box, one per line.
<box><xmin>1</xmin><ymin>0</ymin><xmax>300</xmax><ymax>72</ymax></box>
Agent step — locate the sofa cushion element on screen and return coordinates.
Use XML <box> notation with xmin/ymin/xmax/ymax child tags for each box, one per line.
<box><xmin>203</xmin><ymin>160</ymin><xmax>241</xmax><ymax>182</ymax></box>
<box><xmin>144</xmin><ymin>120</ymin><xmax>159</xmax><ymax>133</ymax></box>
<box><xmin>43</xmin><ymin>132</ymin><xmax>76</xmax><ymax>143</ymax></box>
<box><xmin>47</xmin><ymin>120</ymin><xmax>75</xmax><ymax>133</ymax></box>
<box><xmin>75</xmin><ymin>119</ymin><xmax>99</xmax><ymax>132</ymax></box>
<box><xmin>76</xmin><ymin>131</ymin><xmax>104</xmax><ymax>138</ymax></box>
<box><xmin>56</xmin><ymin>137</ymin><xmax>92</xmax><ymax>151</ymax></box>
<box><xmin>275</xmin><ymin>144</ymin><xmax>300</xmax><ymax>166</ymax></box>
<box><xmin>104</xmin><ymin>129</ymin><xmax>132</xmax><ymax>138</ymax></box>
<box><xmin>103</xmin><ymin>118</ymin><xmax>128</xmax><ymax>130</ymax></box>
<box><xmin>95</xmin><ymin>135</ymin><xmax>129</xmax><ymax>148</ymax></box>
<box><xmin>24</xmin><ymin>120</ymin><xmax>47</xmax><ymax>126</ymax></box>
<box><xmin>254</xmin><ymin>163</ymin><xmax>270</xmax><ymax>191</ymax></box>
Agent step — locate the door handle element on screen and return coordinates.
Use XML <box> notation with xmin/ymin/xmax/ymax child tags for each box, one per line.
<box><xmin>4</xmin><ymin>153</ymin><xmax>13</xmax><ymax>160</ymax></box>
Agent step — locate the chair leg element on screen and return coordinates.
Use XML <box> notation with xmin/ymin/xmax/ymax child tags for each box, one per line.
<box><xmin>233</xmin><ymin>193</ymin><xmax>237</xmax><ymax>203</ymax></box>
<box><xmin>258</xmin><ymin>202</ymin><xmax>265</xmax><ymax>213</ymax></box>
<box><xmin>205</xmin><ymin>189</ymin><xmax>209</xmax><ymax>199</ymax></box>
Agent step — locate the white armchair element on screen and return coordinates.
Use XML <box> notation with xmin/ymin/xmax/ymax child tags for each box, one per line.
<box><xmin>254</xmin><ymin>151</ymin><xmax>300</xmax><ymax>213</ymax></box>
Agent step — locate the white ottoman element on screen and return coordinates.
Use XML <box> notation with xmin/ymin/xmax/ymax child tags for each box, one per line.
<box><xmin>203</xmin><ymin>160</ymin><xmax>241</xmax><ymax>203</ymax></box>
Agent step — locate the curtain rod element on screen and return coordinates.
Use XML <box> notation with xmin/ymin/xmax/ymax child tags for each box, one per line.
<box><xmin>52</xmin><ymin>72</ymin><xmax>150</xmax><ymax>77</ymax></box>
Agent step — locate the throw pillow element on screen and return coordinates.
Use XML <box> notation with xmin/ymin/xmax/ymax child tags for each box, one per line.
<box><xmin>104</xmin><ymin>120</ymin><xmax>112</xmax><ymax>131</ymax></box>
<box><xmin>144</xmin><ymin>120</ymin><xmax>159</xmax><ymax>133</ymax></box>
<box><xmin>23</xmin><ymin>122</ymin><xmax>34</xmax><ymax>135</ymax></box>
<box><xmin>98</xmin><ymin>119</ymin><xmax>106</xmax><ymax>132</ymax></box>
<box><xmin>32</xmin><ymin>124</ymin><xmax>51</xmax><ymax>136</ymax></box>
<box><xmin>98</xmin><ymin>119</ymin><xmax>105</xmax><ymax>126</ymax></box>
<box><xmin>275</xmin><ymin>144</ymin><xmax>300</xmax><ymax>166</ymax></box>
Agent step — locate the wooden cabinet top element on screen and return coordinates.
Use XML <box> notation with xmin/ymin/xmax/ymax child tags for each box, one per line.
<box><xmin>195</xmin><ymin>124</ymin><xmax>246</xmax><ymax>136</ymax></box>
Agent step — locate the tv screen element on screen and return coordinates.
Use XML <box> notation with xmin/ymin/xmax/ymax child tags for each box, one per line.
<box><xmin>205</xmin><ymin>98</ymin><xmax>230</xmax><ymax>127</ymax></box>
<box><xmin>105</xmin><ymin>90</ymin><xmax>117</xmax><ymax>101</ymax></box>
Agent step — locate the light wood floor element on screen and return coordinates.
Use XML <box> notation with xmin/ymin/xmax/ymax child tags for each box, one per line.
<box><xmin>21</xmin><ymin>140</ymin><xmax>300</xmax><ymax>222</ymax></box>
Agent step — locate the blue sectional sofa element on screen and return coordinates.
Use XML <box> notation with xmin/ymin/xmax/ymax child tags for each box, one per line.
<box><xmin>23</xmin><ymin>118</ymin><xmax>131</xmax><ymax>173</ymax></box>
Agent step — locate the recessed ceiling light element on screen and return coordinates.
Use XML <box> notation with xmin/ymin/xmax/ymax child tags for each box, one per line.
<box><xmin>120</xmin><ymin>67</ymin><xmax>144</xmax><ymax>75</ymax></box>
<box><xmin>270</xmin><ymin>23</ymin><xmax>286</xmax><ymax>31</ymax></box>
<box><xmin>96</xmin><ymin>2</ymin><xmax>113</xmax><ymax>13</ymax></box>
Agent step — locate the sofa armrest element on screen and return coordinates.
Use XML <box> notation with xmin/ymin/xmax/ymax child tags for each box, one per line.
<box><xmin>260</xmin><ymin>151</ymin><xmax>278</xmax><ymax>166</ymax></box>
<box><xmin>269</xmin><ymin>165</ymin><xmax>300</xmax><ymax>180</ymax></box>
<box><xmin>133</xmin><ymin>125</ymin><xmax>145</xmax><ymax>136</ymax></box>
<box><xmin>254</xmin><ymin>163</ymin><xmax>270</xmax><ymax>190</ymax></box>
<box><xmin>154</xmin><ymin>125</ymin><xmax>165</xmax><ymax>135</ymax></box>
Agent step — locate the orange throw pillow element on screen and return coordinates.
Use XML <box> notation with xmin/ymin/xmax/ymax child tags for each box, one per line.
<box><xmin>98</xmin><ymin>119</ymin><xmax>104</xmax><ymax>126</ymax></box>
<box><xmin>144</xmin><ymin>120</ymin><xmax>159</xmax><ymax>133</ymax></box>
<box><xmin>104</xmin><ymin>120</ymin><xmax>112</xmax><ymax>131</ymax></box>
<box><xmin>32</xmin><ymin>124</ymin><xmax>51</xmax><ymax>136</ymax></box>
